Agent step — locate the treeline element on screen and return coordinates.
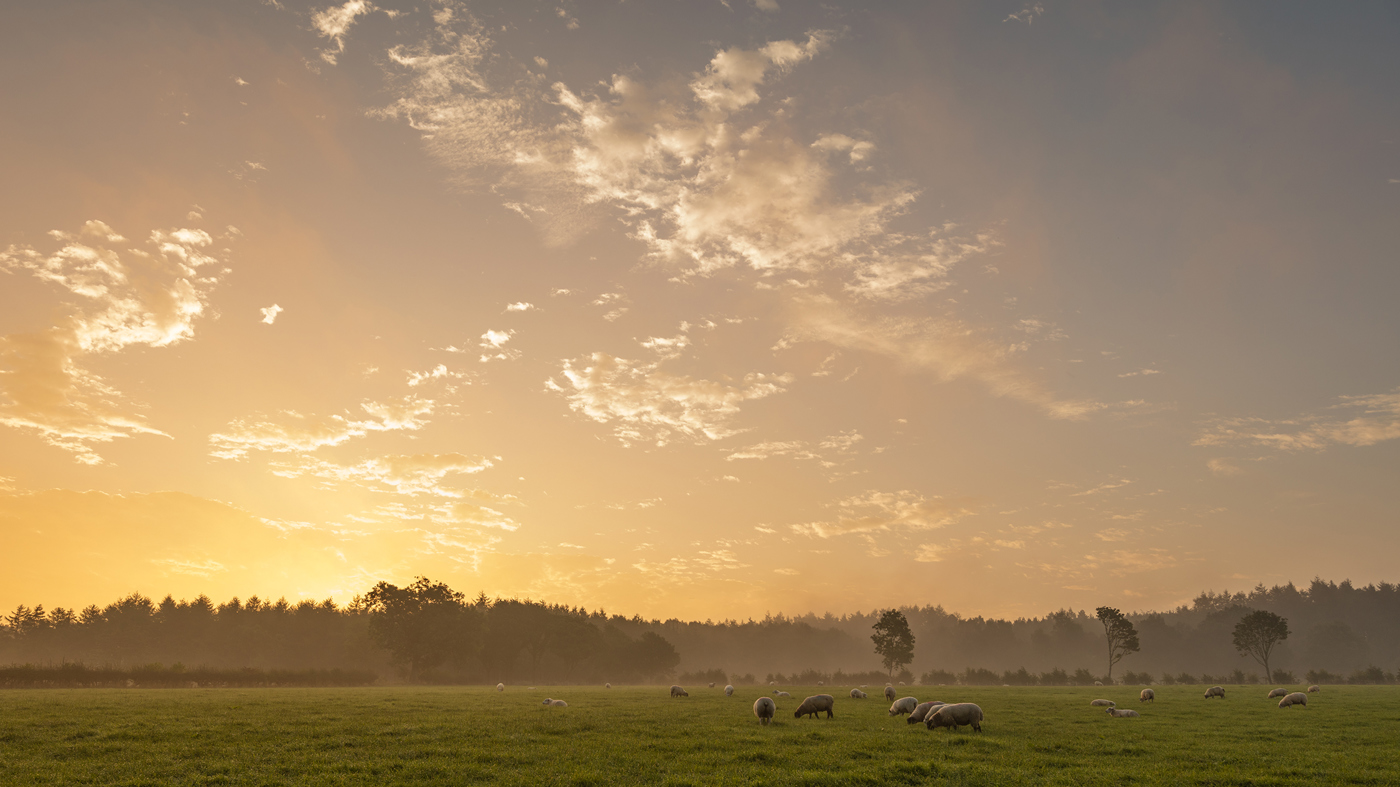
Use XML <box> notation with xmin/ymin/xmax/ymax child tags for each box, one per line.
<box><xmin>4</xmin><ymin>577</ymin><xmax>1398</xmax><ymax>685</ymax></box>
<box><xmin>0</xmin><ymin>664</ymin><xmax>376</xmax><ymax>689</ymax></box>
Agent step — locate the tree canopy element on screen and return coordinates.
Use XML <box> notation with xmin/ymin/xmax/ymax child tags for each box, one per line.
<box><xmin>1095</xmin><ymin>606</ymin><xmax>1140</xmax><ymax>683</ymax></box>
<box><xmin>1232</xmin><ymin>609</ymin><xmax>1290</xmax><ymax>684</ymax></box>
<box><xmin>871</xmin><ymin>609</ymin><xmax>916</xmax><ymax>678</ymax></box>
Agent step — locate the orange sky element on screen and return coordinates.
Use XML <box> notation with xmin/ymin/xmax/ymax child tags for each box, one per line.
<box><xmin>2</xmin><ymin>0</ymin><xmax>1398</xmax><ymax>621</ymax></box>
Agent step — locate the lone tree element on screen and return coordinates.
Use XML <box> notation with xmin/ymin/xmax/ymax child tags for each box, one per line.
<box><xmin>1233</xmin><ymin>610</ymin><xmax>1290</xmax><ymax>683</ymax></box>
<box><xmin>871</xmin><ymin>609</ymin><xmax>916</xmax><ymax>679</ymax></box>
<box><xmin>358</xmin><ymin>576</ymin><xmax>480</xmax><ymax>681</ymax></box>
<box><xmin>1095</xmin><ymin>606</ymin><xmax>1140</xmax><ymax>684</ymax></box>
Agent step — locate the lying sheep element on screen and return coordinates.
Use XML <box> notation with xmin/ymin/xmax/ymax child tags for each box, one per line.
<box><xmin>670</xmin><ymin>685</ymin><xmax>689</xmax><ymax>698</ymax></box>
<box><xmin>1094</xmin><ymin>680</ymin><xmax>1104</xmax><ymax>686</ymax></box>
<box><xmin>1090</xmin><ymin>699</ymin><xmax>1116</xmax><ymax>707</ymax></box>
<box><xmin>794</xmin><ymin>694</ymin><xmax>835</xmax><ymax>719</ymax></box>
<box><xmin>888</xmin><ymin>697</ymin><xmax>919</xmax><ymax>716</ymax></box>
<box><xmin>1140</xmin><ymin>689</ymin><xmax>1154</xmax><ymax>703</ymax></box>
<box><xmin>725</xmin><ymin>685</ymin><xmax>735</xmax><ymax>697</ymax></box>
<box><xmin>496</xmin><ymin>683</ymin><xmax>505</xmax><ymax>692</ymax></box>
<box><xmin>1204</xmin><ymin>686</ymin><xmax>1226</xmax><ymax>699</ymax></box>
<box><xmin>1278</xmin><ymin>692</ymin><xmax>1308</xmax><ymax>709</ymax></box>
<box><xmin>708</xmin><ymin>682</ymin><xmax>716</xmax><ymax>688</ymax></box>
<box><xmin>605</xmin><ymin>682</ymin><xmax>611</xmax><ymax>689</ymax></box>
<box><xmin>754</xmin><ymin>697</ymin><xmax>776</xmax><ymax>725</ymax></box>
<box><xmin>1308</xmin><ymin>685</ymin><xmax>1320</xmax><ymax>693</ymax></box>
<box><xmin>550</xmin><ymin>700</ymin><xmax>567</xmax><ymax>707</ymax></box>
<box><xmin>817</xmin><ymin>681</ymin><xmax>824</xmax><ymax>686</ymax></box>
<box><xmin>1106</xmin><ymin>708</ymin><xmax>1140</xmax><ymax>718</ymax></box>
<box><xmin>908</xmin><ymin>701</ymin><xmax>945</xmax><ymax>724</ymax></box>
<box><xmin>884</xmin><ymin>686</ymin><xmax>898</xmax><ymax>702</ymax></box>
<box><xmin>850</xmin><ymin>688</ymin><xmax>867</xmax><ymax>699</ymax></box>
<box><xmin>926</xmin><ymin>702</ymin><xmax>983</xmax><ymax>732</ymax></box>
<box><xmin>898</xmin><ymin>681</ymin><xmax>906</xmax><ymax>686</ymax></box>
<box><xmin>772</xmin><ymin>690</ymin><xmax>792</xmax><ymax>698</ymax></box>
<box><xmin>769</xmin><ymin>681</ymin><xmax>776</xmax><ymax>686</ymax></box>
<box><xmin>1267</xmin><ymin>688</ymin><xmax>1288</xmax><ymax>699</ymax></box>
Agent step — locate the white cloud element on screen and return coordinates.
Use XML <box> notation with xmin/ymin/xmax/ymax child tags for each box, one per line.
<box><xmin>479</xmin><ymin>329</ymin><xmax>520</xmax><ymax>362</ymax></box>
<box><xmin>504</xmin><ymin>301</ymin><xmax>535</xmax><ymax>312</ymax></box>
<box><xmin>208</xmin><ymin>396</ymin><xmax>435</xmax><ymax>459</ymax></box>
<box><xmin>260</xmin><ymin>304</ymin><xmax>283</xmax><ymax>324</ymax></box>
<box><xmin>0</xmin><ymin>220</ymin><xmax>227</xmax><ymax>463</ymax></box>
<box><xmin>312</xmin><ymin>0</ymin><xmax>391</xmax><ymax>65</ymax></box>
<box><xmin>752</xmin><ymin>0</ymin><xmax>780</xmax><ymax>11</ymax></box>
<box><xmin>791</xmin><ymin>490</ymin><xmax>973</xmax><ymax>539</ymax></box>
<box><xmin>271</xmin><ymin>452</ymin><xmax>493</xmax><ymax>497</ymax></box>
<box><xmin>1004</xmin><ymin>3</ymin><xmax>1045</xmax><ymax>24</ymax></box>
<box><xmin>1118</xmin><ymin>368</ymin><xmax>1162</xmax><ymax>378</ymax></box>
<box><xmin>546</xmin><ymin>353</ymin><xmax>790</xmax><ymax>446</ymax></box>
<box><xmin>1194</xmin><ymin>388</ymin><xmax>1400</xmax><ymax>451</ymax></box>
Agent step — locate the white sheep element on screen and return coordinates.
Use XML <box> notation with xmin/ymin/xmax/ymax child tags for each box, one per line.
<box><xmin>794</xmin><ymin>694</ymin><xmax>835</xmax><ymax>719</ymax></box>
<box><xmin>605</xmin><ymin>682</ymin><xmax>611</xmax><ymax>689</ymax></box>
<box><xmin>1204</xmin><ymin>686</ymin><xmax>1226</xmax><ymax>699</ymax></box>
<box><xmin>883</xmin><ymin>686</ymin><xmax>898</xmax><ymax>702</ymax></box>
<box><xmin>725</xmin><ymin>685</ymin><xmax>735</xmax><ymax>697</ymax></box>
<box><xmin>888</xmin><ymin>696</ymin><xmax>919</xmax><ymax>716</ymax></box>
<box><xmin>849</xmin><ymin>688</ymin><xmax>867</xmax><ymax>699</ymax></box>
<box><xmin>1106</xmin><ymin>708</ymin><xmax>1140</xmax><ymax>718</ymax></box>
<box><xmin>817</xmin><ymin>680</ymin><xmax>824</xmax><ymax>686</ymax></box>
<box><xmin>754</xmin><ymin>696</ymin><xmax>776</xmax><ymax>725</ymax></box>
<box><xmin>496</xmin><ymin>683</ymin><xmax>504</xmax><ymax>692</ymax></box>
<box><xmin>1139</xmin><ymin>689</ymin><xmax>1155</xmax><ymax>703</ymax></box>
<box><xmin>769</xmin><ymin>680</ymin><xmax>776</xmax><ymax>686</ymax></box>
<box><xmin>1267</xmin><ymin>688</ymin><xmax>1288</xmax><ymax>699</ymax></box>
<box><xmin>670</xmin><ymin>685</ymin><xmax>689</xmax><ymax>698</ymax></box>
<box><xmin>772</xmin><ymin>690</ymin><xmax>792</xmax><ymax>698</ymax></box>
<box><xmin>898</xmin><ymin>681</ymin><xmax>906</xmax><ymax>686</ymax></box>
<box><xmin>1307</xmin><ymin>685</ymin><xmax>1320</xmax><ymax>693</ymax></box>
<box><xmin>926</xmin><ymin>702</ymin><xmax>983</xmax><ymax>732</ymax></box>
<box><xmin>1094</xmin><ymin>680</ymin><xmax>1104</xmax><ymax>686</ymax></box>
<box><xmin>907</xmin><ymin>701</ymin><xmax>945</xmax><ymax>724</ymax></box>
<box><xmin>551</xmin><ymin>700</ymin><xmax>567</xmax><ymax>707</ymax></box>
<box><xmin>709</xmin><ymin>682</ymin><xmax>716</xmax><ymax>688</ymax></box>
<box><xmin>1278</xmin><ymin>692</ymin><xmax>1308</xmax><ymax>709</ymax></box>
<box><xmin>1090</xmin><ymin>699</ymin><xmax>1115</xmax><ymax>707</ymax></box>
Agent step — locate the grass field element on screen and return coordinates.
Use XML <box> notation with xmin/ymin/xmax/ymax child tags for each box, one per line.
<box><xmin>1</xmin><ymin>684</ymin><xmax>1396</xmax><ymax>786</ymax></box>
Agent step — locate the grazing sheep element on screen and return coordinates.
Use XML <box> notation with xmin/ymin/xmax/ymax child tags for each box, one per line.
<box><xmin>1106</xmin><ymin>708</ymin><xmax>1140</xmax><ymax>718</ymax></box>
<box><xmin>1204</xmin><ymin>686</ymin><xmax>1226</xmax><ymax>699</ymax></box>
<box><xmin>926</xmin><ymin>703</ymin><xmax>984</xmax><ymax>732</ymax></box>
<box><xmin>605</xmin><ymin>683</ymin><xmax>611</xmax><ymax>689</ymax></box>
<box><xmin>898</xmin><ymin>681</ymin><xmax>906</xmax><ymax>686</ymax></box>
<box><xmin>1094</xmin><ymin>680</ymin><xmax>1104</xmax><ymax>686</ymax></box>
<box><xmin>725</xmin><ymin>685</ymin><xmax>735</xmax><ymax>697</ymax></box>
<box><xmin>754</xmin><ymin>696</ymin><xmax>776</xmax><ymax>725</ymax></box>
<box><xmin>888</xmin><ymin>697</ymin><xmax>919</xmax><ymax>716</ymax></box>
<box><xmin>1140</xmin><ymin>689</ymin><xmax>1155</xmax><ymax>703</ymax></box>
<box><xmin>670</xmin><ymin>685</ymin><xmax>689</xmax><ymax>698</ymax></box>
<box><xmin>884</xmin><ymin>686</ymin><xmax>898</xmax><ymax>702</ymax></box>
<box><xmin>496</xmin><ymin>683</ymin><xmax>505</xmax><ymax>692</ymax></box>
<box><xmin>769</xmin><ymin>681</ymin><xmax>776</xmax><ymax>686</ymax></box>
<box><xmin>1268</xmin><ymin>688</ymin><xmax>1288</xmax><ymax>699</ymax></box>
<box><xmin>1308</xmin><ymin>685</ymin><xmax>1320</xmax><ymax>693</ymax></box>
<box><xmin>1278</xmin><ymin>692</ymin><xmax>1308</xmax><ymax>709</ymax></box>
<box><xmin>709</xmin><ymin>682</ymin><xmax>715</xmax><ymax>688</ymax></box>
<box><xmin>850</xmin><ymin>689</ymin><xmax>867</xmax><ymax>699</ymax></box>
<box><xmin>1090</xmin><ymin>699</ymin><xmax>1116</xmax><ymax>707</ymax></box>
<box><xmin>772</xmin><ymin>690</ymin><xmax>792</xmax><ymax>698</ymax></box>
<box><xmin>907</xmin><ymin>701</ymin><xmax>945</xmax><ymax>724</ymax></box>
<box><xmin>794</xmin><ymin>694</ymin><xmax>836</xmax><ymax>719</ymax></box>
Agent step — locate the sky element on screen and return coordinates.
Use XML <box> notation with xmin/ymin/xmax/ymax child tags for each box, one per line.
<box><xmin>1</xmin><ymin>0</ymin><xmax>1397</xmax><ymax>622</ymax></box>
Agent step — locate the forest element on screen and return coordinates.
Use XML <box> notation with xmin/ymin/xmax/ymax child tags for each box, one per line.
<box><xmin>2</xmin><ymin>577</ymin><xmax>1397</xmax><ymax>686</ymax></box>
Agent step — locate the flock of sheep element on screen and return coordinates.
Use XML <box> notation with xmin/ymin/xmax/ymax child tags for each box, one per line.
<box><xmin>501</xmin><ymin>679</ymin><xmax>1326</xmax><ymax>725</ymax></box>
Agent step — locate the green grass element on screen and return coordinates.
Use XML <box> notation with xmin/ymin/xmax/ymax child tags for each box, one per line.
<box><xmin>1</xmin><ymin>685</ymin><xmax>1395</xmax><ymax>785</ymax></box>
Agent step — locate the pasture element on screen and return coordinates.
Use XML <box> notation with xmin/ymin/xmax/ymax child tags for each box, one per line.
<box><xmin>1</xmin><ymin>685</ymin><xmax>1395</xmax><ymax>786</ymax></box>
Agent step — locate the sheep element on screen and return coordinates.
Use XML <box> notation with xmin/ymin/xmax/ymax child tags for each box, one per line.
<box><xmin>1106</xmin><ymin>708</ymin><xmax>1140</xmax><ymax>718</ymax></box>
<box><xmin>1278</xmin><ymin>692</ymin><xmax>1308</xmax><ymax>709</ymax></box>
<box><xmin>888</xmin><ymin>697</ymin><xmax>919</xmax><ymax>716</ymax></box>
<box><xmin>884</xmin><ymin>686</ymin><xmax>898</xmax><ymax>702</ymax></box>
<box><xmin>709</xmin><ymin>682</ymin><xmax>716</xmax><ymax>688</ymax></box>
<box><xmin>725</xmin><ymin>685</ymin><xmax>735</xmax><ymax>697</ymax></box>
<box><xmin>1308</xmin><ymin>685</ymin><xmax>1320</xmax><ymax>693</ymax></box>
<box><xmin>551</xmin><ymin>700</ymin><xmax>567</xmax><ymax>707</ymax></box>
<box><xmin>925</xmin><ymin>702</ymin><xmax>983</xmax><ymax>732</ymax></box>
<box><xmin>754</xmin><ymin>697</ymin><xmax>776</xmax><ymax>725</ymax></box>
<box><xmin>605</xmin><ymin>683</ymin><xmax>611</xmax><ymax>689</ymax></box>
<box><xmin>1267</xmin><ymin>688</ymin><xmax>1288</xmax><ymax>699</ymax></box>
<box><xmin>1204</xmin><ymin>686</ymin><xmax>1226</xmax><ymax>699</ymax></box>
<box><xmin>794</xmin><ymin>694</ymin><xmax>836</xmax><ymax>719</ymax></box>
<box><xmin>1090</xmin><ymin>699</ymin><xmax>1116</xmax><ymax>707</ymax></box>
<box><xmin>849</xmin><ymin>688</ymin><xmax>867</xmax><ymax>699</ymax></box>
<box><xmin>772</xmin><ymin>690</ymin><xmax>792</xmax><ymax>698</ymax></box>
<box><xmin>769</xmin><ymin>681</ymin><xmax>776</xmax><ymax>686</ymax></box>
<box><xmin>898</xmin><ymin>681</ymin><xmax>906</xmax><ymax>686</ymax></box>
<box><xmin>1094</xmin><ymin>680</ymin><xmax>1104</xmax><ymax>686</ymax></box>
<box><xmin>1140</xmin><ymin>689</ymin><xmax>1155</xmax><ymax>703</ymax></box>
<box><xmin>670</xmin><ymin>685</ymin><xmax>689</xmax><ymax>698</ymax></box>
<box><xmin>496</xmin><ymin>683</ymin><xmax>505</xmax><ymax>692</ymax></box>
<box><xmin>907</xmin><ymin>701</ymin><xmax>945</xmax><ymax>724</ymax></box>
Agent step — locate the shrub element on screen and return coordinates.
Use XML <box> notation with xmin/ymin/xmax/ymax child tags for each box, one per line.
<box><xmin>1158</xmin><ymin>672</ymin><xmax>1177</xmax><ymax>686</ymax></box>
<box><xmin>732</xmin><ymin>673</ymin><xmax>757</xmax><ymax>686</ymax></box>
<box><xmin>1305</xmin><ymin>669</ymin><xmax>1341</xmax><ymax>685</ymax></box>
<box><xmin>1348</xmin><ymin>666</ymin><xmax>1394</xmax><ymax>685</ymax></box>
<box><xmin>1071</xmin><ymin>668</ymin><xmax>1096</xmax><ymax>686</ymax></box>
<box><xmin>1121</xmin><ymin>671</ymin><xmax>1153</xmax><ymax>685</ymax></box>
<box><xmin>920</xmin><ymin>669</ymin><xmax>957</xmax><ymax>686</ymax></box>
<box><xmin>1002</xmin><ymin>667</ymin><xmax>1037</xmax><ymax>686</ymax></box>
<box><xmin>1176</xmin><ymin>672</ymin><xmax>1198</xmax><ymax>685</ymax></box>
<box><xmin>1039</xmin><ymin>668</ymin><xmax>1069</xmax><ymax>686</ymax></box>
<box><xmin>1270</xmin><ymin>669</ymin><xmax>1297</xmax><ymax>684</ymax></box>
<box><xmin>678</xmin><ymin>668</ymin><xmax>728</xmax><ymax>685</ymax></box>
<box><xmin>962</xmin><ymin>668</ymin><xmax>1000</xmax><ymax>686</ymax></box>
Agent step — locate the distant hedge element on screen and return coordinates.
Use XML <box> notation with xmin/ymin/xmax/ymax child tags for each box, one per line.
<box><xmin>0</xmin><ymin>663</ymin><xmax>378</xmax><ymax>688</ymax></box>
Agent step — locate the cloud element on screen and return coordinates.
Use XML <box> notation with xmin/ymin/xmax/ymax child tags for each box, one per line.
<box><xmin>913</xmin><ymin>543</ymin><xmax>946</xmax><ymax>563</ymax></box>
<box><xmin>504</xmin><ymin>301</ymin><xmax>535</xmax><ymax>312</ymax></box>
<box><xmin>479</xmin><ymin>329</ymin><xmax>520</xmax><ymax>362</ymax></box>
<box><xmin>1004</xmin><ymin>3</ymin><xmax>1045</xmax><ymax>24</ymax></box>
<box><xmin>270</xmin><ymin>452</ymin><xmax>493</xmax><ymax>497</ymax></box>
<box><xmin>1206</xmin><ymin>457</ymin><xmax>1242</xmax><ymax>477</ymax></box>
<box><xmin>208</xmin><ymin>395</ymin><xmax>435</xmax><ymax>459</ymax></box>
<box><xmin>546</xmin><ymin>353</ymin><xmax>789</xmax><ymax>446</ymax></box>
<box><xmin>1194</xmin><ymin>388</ymin><xmax>1400</xmax><ymax>451</ymax></box>
<box><xmin>1118</xmin><ymin>368</ymin><xmax>1162</xmax><ymax>378</ymax></box>
<box><xmin>312</xmin><ymin>0</ymin><xmax>391</xmax><ymax>65</ymax></box>
<box><xmin>791</xmin><ymin>490</ymin><xmax>973</xmax><ymax>539</ymax></box>
<box><xmin>260</xmin><ymin>304</ymin><xmax>283</xmax><ymax>324</ymax></box>
<box><xmin>725</xmin><ymin>429</ymin><xmax>863</xmax><ymax>467</ymax></box>
<box><xmin>152</xmin><ymin>557</ymin><xmax>227</xmax><ymax>577</ymax></box>
<box><xmin>0</xmin><ymin>220</ymin><xmax>228</xmax><ymax>463</ymax></box>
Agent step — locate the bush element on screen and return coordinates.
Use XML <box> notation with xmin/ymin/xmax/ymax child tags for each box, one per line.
<box><xmin>1071</xmin><ymin>668</ymin><xmax>1096</xmax><ymax>686</ymax></box>
<box><xmin>1002</xmin><ymin>668</ymin><xmax>1037</xmax><ymax>686</ymax></box>
<box><xmin>1305</xmin><ymin>669</ymin><xmax>1341</xmax><ymax>685</ymax></box>
<box><xmin>678</xmin><ymin>668</ymin><xmax>728</xmax><ymax>685</ymax></box>
<box><xmin>1039</xmin><ymin>668</ymin><xmax>1069</xmax><ymax>686</ymax></box>
<box><xmin>792</xmin><ymin>668</ymin><xmax>830</xmax><ymax>685</ymax></box>
<box><xmin>1348</xmin><ymin>666</ymin><xmax>1395</xmax><ymax>685</ymax></box>
<box><xmin>1176</xmin><ymin>672</ymin><xmax>1198</xmax><ymax>685</ymax></box>
<box><xmin>920</xmin><ymin>669</ymin><xmax>957</xmax><ymax>686</ymax></box>
<box><xmin>1158</xmin><ymin>673</ymin><xmax>1177</xmax><ymax>686</ymax></box>
<box><xmin>962</xmin><ymin>668</ymin><xmax>999</xmax><ymax>686</ymax></box>
<box><xmin>834</xmin><ymin>669</ymin><xmax>894</xmax><ymax>686</ymax></box>
<box><xmin>1270</xmin><ymin>669</ymin><xmax>1297</xmax><ymax>684</ymax></box>
<box><xmin>1121</xmin><ymin>671</ymin><xmax>1153</xmax><ymax>685</ymax></box>
<box><xmin>732</xmin><ymin>673</ymin><xmax>757</xmax><ymax>686</ymax></box>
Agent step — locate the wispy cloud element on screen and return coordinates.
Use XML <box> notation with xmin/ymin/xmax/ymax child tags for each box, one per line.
<box><xmin>312</xmin><ymin>0</ymin><xmax>393</xmax><ymax>65</ymax></box>
<box><xmin>1194</xmin><ymin>388</ymin><xmax>1400</xmax><ymax>451</ymax></box>
<box><xmin>208</xmin><ymin>396</ymin><xmax>435</xmax><ymax>459</ymax></box>
<box><xmin>0</xmin><ymin>220</ymin><xmax>229</xmax><ymax>463</ymax></box>
<box><xmin>791</xmin><ymin>490</ymin><xmax>973</xmax><ymax>539</ymax></box>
